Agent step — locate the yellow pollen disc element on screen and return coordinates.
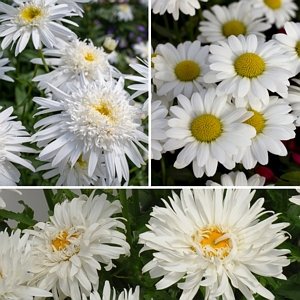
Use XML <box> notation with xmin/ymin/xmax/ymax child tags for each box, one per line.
<box><xmin>76</xmin><ymin>155</ymin><xmax>87</xmax><ymax>169</ymax></box>
<box><xmin>174</xmin><ymin>60</ymin><xmax>201</xmax><ymax>82</ymax></box>
<box><xmin>190</xmin><ymin>114</ymin><xmax>223</xmax><ymax>143</ymax></box>
<box><xmin>151</xmin><ymin>53</ymin><xmax>157</xmax><ymax>68</ymax></box>
<box><xmin>234</xmin><ymin>53</ymin><xmax>266</xmax><ymax>78</ymax></box>
<box><xmin>264</xmin><ymin>0</ymin><xmax>282</xmax><ymax>9</ymax></box>
<box><xmin>222</xmin><ymin>20</ymin><xmax>247</xmax><ymax>37</ymax></box>
<box><xmin>93</xmin><ymin>102</ymin><xmax>113</xmax><ymax>118</ymax></box>
<box><xmin>84</xmin><ymin>52</ymin><xmax>95</xmax><ymax>62</ymax></box>
<box><xmin>20</xmin><ymin>6</ymin><xmax>43</xmax><ymax>23</ymax></box>
<box><xmin>244</xmin><ymin>109</ymin><xmax>265</xmax><ymax>135</ymax></box>
<box><xmin>52</xmin><ymin>231</ymin><xmax>71</xmax><ymax>251</ymax></box>
<box><xmin>295</xmin><ymin>41</ymin><xmax>300</xmax><ymax>58</ymax></box>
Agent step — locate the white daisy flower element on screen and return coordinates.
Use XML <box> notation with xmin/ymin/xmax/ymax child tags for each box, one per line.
<box><xmin>151</xmin><ymin>100</ymin><xmax>168</xmax><ymax>160</ymax></box>
<box><xmin>0</xmin><ymin>0</ymin><xmax>77</xmax><ymax>55</ymax></box>
<box><xmin>235</xmin><ymin>97</ymin><xmax>296</xmax><ymax>169</ymax></box>
<box><xmin>199</xmin><ymin>1</ymin><xmax>271</xmax><ymax>44</ymax></box>
<box><xmin>206</xmin><ymin>171</ymin><xmax>266</xmax><ymax>186</ymax></box>
<box><xmin>116</xmin><ymin>4</ymin><xmax>133</xmax><ymax>22</ymax></box>
<box><xmin>0</xmin><ymin>52</ymin><xmax>14</xmax><ymax>82</ymax></box>
<box><xmin>275</xmin><ymin>22</ymin><xmax>300</xmax><ymax>76</ymax></box>
<box><xmin>83</xmin><ymin>281</ymin><xmax>140</xmax><ymax>300</ymax></box>
<box><xmin>0</xmin><ymin>106</ymin><xmax>35</xmax><ymax>186</ymax></box>
<box><xmin>287</xmin><ymin>79</ymin><xmax>300</xmax><ymax>126</ymax></box>
<box><xmin>151</xmin><ymin>0</ymin><xmax>207</xmax><ymax>20</ymax></box>
<box><xmin>32</xmin><ymin>38</ymin><xmax>113</xmax><ymax>93</ymax></box>
<box><xmin>164</xmin><ymin>88</ymin><xmax>256</xmax><ymax>178</ymax></box>
<box><xmin>133</xmin><ymin>41</ymin><xmax>148</xmax><ymax>60</ymax></box>
<box><xmin>27</xmin><ymin>193</ymin><xmax>130</xmax><ymax>300</ymax></box>
<box><xmin>33</xmin><ymin>79</ymin><xmax>147</xmax><ymax>184</ymax></box>
<box><xmin>153</xmin><ymin>41</ymin><xmax>209</xmax><ymax>98</ymax></box>
<box><xmin>289</xmin><ymin>189</ymin><xmax>300</xmax><ymax>205</ymax></box>
<box><xmin>139</xmin><ymin>189</ymin><xmax>290</xmax><ymax>300</ymax></box>
<box><xmin>251</xmin><ymin>0</ymin><xmax>297</xmax><ymax>28</ymax></box>
<box><xmin>205</xmin><ymin>34</ymin><xmax>292</xmax><ymax>106</ymax></box>
<box><xmin>0</xmin><ymin>230</ymin><xmax>52</xmax><ymax>299</ymax></box>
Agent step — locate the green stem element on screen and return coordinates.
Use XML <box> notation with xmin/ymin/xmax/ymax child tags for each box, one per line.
<box><xmin>119</xmin><ymin>189</ymin><xmax>132</xmax><ymax>245</ymax></box>
<box><xmin>39</xmin><ymin>49</ymin><xmax>49</xmax><ymax>73</ymax></box>
<box><xmin>44</xmin><ymin>189</ymin><xmax>55</xmax><ymax>212</ymax></box>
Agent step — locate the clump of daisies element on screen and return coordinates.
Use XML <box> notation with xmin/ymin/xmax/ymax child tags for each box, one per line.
<box><xmin>139</xmin><ymin>189</ymin><xmax>291</xmax><ymax>300</ymax></box>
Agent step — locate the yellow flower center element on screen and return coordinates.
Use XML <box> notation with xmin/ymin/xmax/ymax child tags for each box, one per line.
<box><xmin>76</xmin><ymin>155</ymin><xmax>87</xmax><ymax>169</ymax></box>
<box><xmin>244</xmin><ymin>109</ymin><xmax>265</xmax><ymax>135</ymax></box>
<box><xmin>175</xmin><ymin>60</ymin><xmax>201</xmax><ymax>82</ymax></box>
<box><xmin>190</xmin><ymin>114</ymin><xmax>223</xmax><ymax>143</ymax></box>
<box><xmin>295</xmin><ymin>41</ymin><xmax>300</xmax><ymax>58</ymax></box>
<box><xmin>51</xmin><ymin>231</ymin><xmax>79</xmax><ymax>252</ymax></box>
<box><xmin>264</xmin><ymin>0</ymin><xmax>282</xmax><ymax>9</ymax></box>
<box><xmin>20</xmin><ymin>6</ymin><xmax>43</xmax><ymax>23</ymax></box>
<box><xmin>234</xmin><ymin>53</ymin><xmax>266</xmax><ymax>78</ymax></box>
<box><xmin>84</xmin><ymin>52</ymin><xmax>95</xmax><ymax>62</ymax></box>
<box><xmin>222</xmin><ymin>20</ymin><xmax>247</xmax><ymax>37</ymax></box>
<box><xmin>151</xmin><ymin>53</ymin><xmax>157</xmax><ymax>68</ymax></box>
<box><xmin>93</xmin><ymin>101</ymin><xmax>114</xmax><ymax>118</ymax></box>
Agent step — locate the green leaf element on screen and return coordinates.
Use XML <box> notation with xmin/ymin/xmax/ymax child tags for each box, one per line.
<box><xmin>0</xmin><ymin>209</ymin><xmax>36</xmax><ymax>227</ymax></box>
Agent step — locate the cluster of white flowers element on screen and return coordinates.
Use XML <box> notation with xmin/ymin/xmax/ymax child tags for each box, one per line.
<box><xmin>151</xmin><ymin>0</ymin><xmax>300</xmax><ymax>185</ymax></box>
<box><xmin>0</xmin><ymin>192</ymin><xmax>140</xmax><ymax>300</ymax></box>
<box><xmin>0</xmin><ymin>0</ymin><xmax>148</xmax><ymax>186</ymax></box>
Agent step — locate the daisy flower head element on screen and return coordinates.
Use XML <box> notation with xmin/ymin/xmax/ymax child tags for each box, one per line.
<box><xmin>199</xmin><ymin>1</ymin><xmax>271</xmax><ymax>44</ymax></box>
<box><xmin>27</xmin><ymin>192</ymin><xmax>130</xmax><ymax>299</ymax></box>
<box><xmin>251</xmin><ymin>0</ymin><xmax>298</xmax><ymax>28</ymax></box>
<box><xmin>0</xmin><ymin>230</ymin><xmax>52</xmax><ymax>299</ymax></box>
<box><xmin>206</xmin><ymin>171</ymin><xmax>266</xmax><ymax>186</ymax></box>
<box><xmin>151</xmin><ymin>0</ymin><xmax>207</xmax><ymax>20</ymax></box>
<box><xmin>0</xmin><ymin>106</ymin><xmax>35</xmax><ymax>186</ymax></box>
<box><xmin>164</xmin><ymin>87</ymin><xmax>256</xmax><ymax>178</ymax></box>
<box><xmin>33</xmin><ymin>79</ymin><xmax>147</xmax><ymax>184</ymax></box>
<box><xmin>275</xmin><ymin>22</ymin><xmax>300</xmax><ymax>76</ymax></box>
<box><xmin>0</xmin><ymin>0</ymin><xmax>77</xmax><ymax>55</ymax></box>
<box><xmin>153</xmin><ymin>41</ymin><xmax>209</xmax><ymax>98</ymax></box>
<box><xmin>0</xmin><ymin>52</ymin><xmax>14</xmax><ymax>82</ymax></box>
<box><xmin>289</xmin><ymin>189</ymin><xmax>300</xmax><ymax>205</ymax></box>
<box><xmin>139</xmin><ymin>189</ymin><xmax>290</xmax><ymax>300</ymax></box>
<box><xmin>205</xmin><ymin>34</ymin><xmax>293</xmax><ymax>106</ymax></box>
<box><xmin>116</xmin><ymin>3</ymin><xmax>133</xmax><ymax>22</ymax></box>
<box><xmin>235</xmin><ymin>97</ymin><xmax>296</xmax><ymax>169</ymax></box>
<box><xmin>287</xmin><ymin>79</ymin><xmax>300</xmax><ymax>126</ymax></box>
<box><xmin>32</xmin><ymin>38</ymin><xmax>113</xmax><ymax>92</ymax></box>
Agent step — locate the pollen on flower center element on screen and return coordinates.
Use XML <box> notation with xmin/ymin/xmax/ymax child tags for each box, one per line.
<box><xmin>76</xmin><ymin>155</ymin><xmax>87</xmax><ymax>169</ymax></box>
<box><xmin>84</xmin><ymin>52</ymin><xmax>95</xmax><ymax>62</ymax></box>
<box><xmin>295</xmin><ymin>41</ymin><xmax>300</xmax><ymax>57</ymax></box>
<box><xmin>93</xmin><ymin>102</ymin><xmax>114</xmax><ymax>119</ymax></box>
<box><xmin>51</xmin><ymin>231</ymin><xmax>78</xmax><ymax>252</ymax></box>
<box><xmin>190</xmin><ymin>114</ymin><xmax>223</xmax><ymax>142</ymax></box>
<box><xmin>244</xmin><ymin>109</ymin><xmax>265</xmax><ymax>135</ymax></box>
<box><xmin>222</xmin><ymin>20</ymin><xmax>247</xmax><ymax>37</ymax></box>
<box><xmin>264</xmin><ymin>0</ymin><xmax>282</xmax><ymax>10</ymax></box>
<box><xmin>19</xmin><ymin>6</ymin><xmax>43</xmax><ymax>23</ymax></box>
<box><xmin>234</xmin><ymin>53</ymin><xmax>266</xmax><ymax>78</ymax></box>
<box><xmin>175</xmin><ymin>60</ymin><xmax>201</xmax><ymax>82</ymax></box>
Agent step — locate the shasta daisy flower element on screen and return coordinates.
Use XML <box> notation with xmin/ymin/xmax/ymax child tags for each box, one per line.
<box><xmin>0</xmin><ymin>52</ymin><xmax>14</xmax><ymax>82</ymax></box>
<box><xmin>139</xmin><ymin>189</ymin><xmax>290</xmax><ymax>300</ymax></box>
<box><xmin>164</xmin><ymin>88</ymin><xmax>256</xmax><ymax>178</ymax></box>
<box><xmin>33</xmin><ymin>79</ymin><xmax>147</xmax><ymax>184</ymax></box>
<box><xmin>27</xmin><ymin>193</ymin><xmax>130</xmax><ymax>300</ymax></box>
<box><xmin>116</xmin><ymin>4</ymin><xmax>133</xmax><ymax>22</ymax></box>
<box><xmin>251</xmin><ymin>0</ymin><xmax>297</xmax><ymax>28</ymax></box>
<box><xmin>199</xmin><ymin>1</ymin><xmax>271</xmax><ymax>43</ymax></box>
<box><xmin>0</xmin><ymin>230</ymin><xmax>52</xmax><ymax>299</ymax></box>
<box><xmin>0</xmin><ymin>106</ymin><xmax>35</xmax><ymax>186</ymax></box>
<box><xmin>287</xmin><ymin>79</ymin><xmax>300</xmax><ymax>126</ymax></box>
<box><xmin>204</xmin><ymin>34</ymin><xmax>292</xmax><ymax>106</ymax></box>
<box><xmin>206</xmin><ymin>171</ymin><xmax>266</xmax><ymax>186</ymax></box>
<box><xmin>32</xmin><ymin>38</ymin><xmax>113</xmax><ymax>92</ymax></box>
<box><xmin>153</xmin><ymin>41</ymin><xmax>209</xmax><ymax>98</ymax></box>
<box><xmin>0</xmin><ymin>0</ymin><xmax>77</xmax><ymax>55</ymax></box>
<box><xmin>235</xmin><ymin>97</ymin><xmax>296</xmax><ymax>169</ymax></box>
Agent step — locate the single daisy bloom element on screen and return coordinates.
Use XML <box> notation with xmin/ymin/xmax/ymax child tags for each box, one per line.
<box><xmin>116</xmin><ymin>4</ymin><xmax>133</xmax><ymax>22</ymax></box>
<box><xmin>235</xmin><ymin>97</ymin><xmax>296</xmax><ymax>169</ymax></box>
<box><xmin>33</xmin><ymin>79</ymin><xmax>147</xmax><ymax>184</ymax></box>
<box><xmin>205</xmin><ymin>34</ymin><xmax>292</xmax><ymax>106</ymax></box>
<box><xmin>151</xmin><ymin>100</ymin><xmax>168</xmax><ymax>160</ymax></box>
<box><xmin>289</xmin><ymin>189</ymin><xmax>300</xmax><ymax>205</ymax></box>
<box><xmin>251</xmin><ymin>0</ymin><xmax>297</xmax><ymax>28</ymax></box>
<box><xmin>275</xmin><ymin>22</ymin><xmax>300</xmax><ymax>76</ymax></box>
<box><xmin>27</xmin><ymin>193</ymin><xmax>130</xmax><ymax>299</ymax></box>
<box><xmin>83</xmin><ymin>281</ymin><xmax>140</xmax><ymax>300</ymax></box>
<box><xmin>139</xmin><ymin>189</ymin><xmax>290</xmax><ymax>300</ymax></box>
<box><xmin>0</xmin><ymin>230</ymin><xmax>52</xmax><ymax>299</ymax></box>
<box><xmin>287</xmin><ymin>79</ymin><xmax>300</xmax><ymax>126</ymax></box>
<box><xmin>153</xmin><ymin>41</ymin><xmax>209</xmax><ymax>98</ymax></box>
<box><xmin>0</xmin><ymin>52</ymin><xmax>14</xmax><ymax>82</ymax></box>
<box><xmin>164</xmin><ymin>88</ymin><xmax>256</xmax><ymax>178</ymax></box>
<box><xmin>0</xmin><ymin>0</ymin><xmax>77</xmax><ymax>55</ymax></box>
<box><xmin>32</xmin><ymin>38</ymin><xmax>113</xmax><ymax>93</ymax></box>
<box><xmin>151</xmin><ymin>0</ymin><xmax>207</xmax><ymax>20</ymax></box>
<box><xmin>206</xmin><ymin>171</ymin><xmax>266</xmax><ymax>186</ymax></box>
<box><xmin>133</xmin><ymin>41</ymin><xmax>148</xmax><ymax>59</ymax></box>
<box><xmin>0</xmin><ymin>106</ymin><xmax>35</xmax><ymax>186</ymax></box>
<box><xmin>199</xmin><ymin>1</ymin><xmax>271</xmax><ymax>43</ymax></box>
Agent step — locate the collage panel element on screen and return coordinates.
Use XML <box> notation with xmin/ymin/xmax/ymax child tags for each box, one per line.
<box><xmin>0</xmin><ymin>188</ymin><xmax>299</xmax><ymax>299</ymax></box>
<box><xmin>151</xmin><ymin>0</ymin><xmax>300</xmax><ymax>186</ymax></box>
<box><xmin>0</xmin><ymin>0</ymin><xmax>148</xmax><ymax>186</ymax></box>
